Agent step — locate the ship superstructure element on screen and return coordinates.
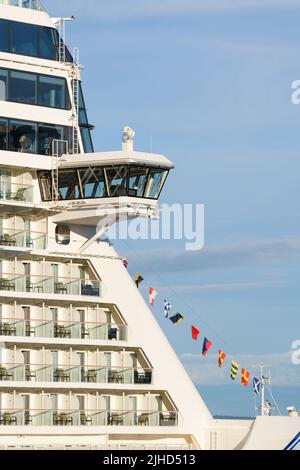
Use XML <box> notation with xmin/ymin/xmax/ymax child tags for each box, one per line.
<box><xmin>0</xmin><ymin>1</ymin><xmax>298</xmax><ymax>451</ymax></box>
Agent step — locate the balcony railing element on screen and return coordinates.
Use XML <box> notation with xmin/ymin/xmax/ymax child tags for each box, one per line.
<box><xmin>0</xmin><ymin>229</ymin><xmax>46</xmax><ymax>250</ymax></box>
<box><xmin>0</xmin><ymin>409</ymin><xmax>179</xmax><ymax>427</ymax></box>
<box><xmin>0</xmin><ymin>319</ymin><xmax>126</xmax><ymax>340</ymax></box>
<box><xmin>0</xmin><ymin>363</ymin><xmax>152</xmax><ymax>385</ymax></box>
<box><xmin>0</xmin><ymin>0</ymin><xmax>44</xmax><ymax>11</ymax></box>
<box><xmin>0</xmin><ymin>183</ymin><xmax>34</xmax><ymax>204</ymax></box>
<box><xmin>0</xmin><ymin>274</ymin><xmax>101</xmax><ymax>297</ymax></box>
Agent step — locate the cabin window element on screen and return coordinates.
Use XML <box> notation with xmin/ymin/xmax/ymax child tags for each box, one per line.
<box><xmin>39</xmin><ymin>75</ymin><xmax>68</xmax><ymax>109</ymax></box>
<box><xmin>9</xmin><ymin>120</ymin><xmax>37</xmax><ymax>154</ymax></box>
<box><xmin>0</xmin><ymin>120</ymin><xmax>8</xmax><ymax>151</ymax></box>
<box><xmin>0</xmin><ymin>117</ymin><xmax>72</xmax><ymax>155</ymax></box>
<box><xmin>55</xmin><ymin>225</ymin><xmax>71</xmax><ymax>246</ymax></box>
<box><xmin>10</xmin><ymin>71</ymin><xmax>37</xmax><ymax>105</ymax></box>
<box><xmin>10</xmin><ymin>21</ymin><xmax>38</xmax><ymax>57</ymax></box>
<box><xmin>0</xmin><ymin>67</ymin><xmax>71</xmax><ymax>110</ymax></box>
<box><xmin>0</xmin><ymin>69</ymin><xmax>8</xmax><ymax>101</ymax></box>
<box><xmin>0</xmin><ymin>19</ymin><xmax>9</xmax><ymax>53</ymax></box>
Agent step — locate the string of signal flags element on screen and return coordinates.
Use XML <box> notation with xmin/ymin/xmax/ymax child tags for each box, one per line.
<box><xmin>134</xmin><ymin>271</ymin><xmax>252</xmax><ymax>389</ymax></box>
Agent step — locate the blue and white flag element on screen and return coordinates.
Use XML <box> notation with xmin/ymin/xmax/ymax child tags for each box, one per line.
<box><xmin>164</xmin><ymin>300</ymin><xmax>171</xmax><ymax>318</ymax></box>
<box><xmin>253</xmin><ymin>377</ymin><xmax>261</xmax><ymax>395</ymax></box>
<box><xmin>284</xmin><ymin>432</ymin><xmax>300</xmax><ymax>451</ymax></box>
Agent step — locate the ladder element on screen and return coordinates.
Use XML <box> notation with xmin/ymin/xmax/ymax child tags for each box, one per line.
<box><xmin>58</xmin><ymin>19</ymin><xmax>66</xmax><ymax>63</ymax></box>
<box><xmin>71</xmin><ymin>47</ymin><xmax>80</xmax><ymax>155</ymax></box>
<box><xmin>51</xmin><ymin>139</ymin><xmax>69</xmax><ymax>202</ymax></box>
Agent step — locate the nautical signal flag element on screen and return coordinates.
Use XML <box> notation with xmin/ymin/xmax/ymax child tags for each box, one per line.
<box><xmin>218</xmin><ymin>350</ymin><xmax>226</xmax><ymax>368</ymax></box>
<box><xmin>149</xmin><ymin>287</ymin><xmax>158</xmax><ymax>306</ymax></box>
<box><xmin>135</xmin><ymin>273</ymin><xmax>144</xmax><ymax>288</ymax></box>
<box><xmin>164</xmin><ymin>300</ymin><xmax>171</xmax><ymax>318</ymax></box>
<box><xmin>202</xmin><ymin>338</ymin><xmax>212</xmax><ymax>357</ymax></box>
<box><xmin>253</xmin><ymin>377</ymin><xmax>261</xmax><ymax>395</ymax></box>
<box><xmin>169</xmin><ymin>313</ymin><xmax>184</xmax><ymax>326</ymax></box>
<box><xmin>191</xmin><ymin>325</ymin><xmax>200</xmax><ymax>341</ymax></box>
<box><xmin>122</xmin><ymin>258</ymin><xmax>129</xmax><ymax>268</ymax></box>
<box><xmin>231</xmin><ymin>361</ymin><xmax>239</xmax><ymax>380</ymax></box>
<box><xmin>241</xmin><ymin>369</ymin><xmax>250</xmax><ymax>387</ymax></box>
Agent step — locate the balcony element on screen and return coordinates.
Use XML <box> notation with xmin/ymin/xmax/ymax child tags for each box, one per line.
<box><xmin>0</xmin><ymin>183</ymin><xmax>34</xmax><ymax>204</ymax></box>
<box><xmin>0</xmin><ymin>409</ymin><xmax>178</xmax><ymax>427</ymax></box>
<box><xmin>0</xmin><ymin>364</ymin><xmax>152</xmax><ymax>385</ymax></box>
<box><xmin>0</xmin><ymin>319</ymin><xmax>126</xmax><ymax>340</ymax></box>
<box><xmin>0</xmin><ymin>228</ymin><xmax>46</xmax><ymax>250</ymax></box>
<box><xmin>0</xmin><ymin>274</ymin><xmax>101</xmax><ymax>297</ymax></box>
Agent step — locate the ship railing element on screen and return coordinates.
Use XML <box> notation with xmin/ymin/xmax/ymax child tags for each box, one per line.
<box><xmin>0</xmin><ymin>0</ymin><xmax>44</xmax><ymax>11</ymax></box>
<box><xmin>0</xmin><ymin>182</ymin><xmax>34</xmax><ymax>204</ymax></box>
<box><xmin>0</xmin><ymin>363</ymin><xmax>152</xmax><ymax>385</ymax></box>
<box><xmin>0</xmin><ymin>273</ymin><xmax>101</xmax><ymax>297</ymax></box>
<box><xmin>0</xmin><ymin>318</ymin><xmax>127</xmax><ymax>341</ymax></box>
<box><xmin>0</xmin><ymin>409</ymin><xmax>179</xmax><ymax>427</ymax></box>
<box><xmin>0</xmin><ymin>228</ymin><xmax>46</xmax><ymax>250</ymax></box>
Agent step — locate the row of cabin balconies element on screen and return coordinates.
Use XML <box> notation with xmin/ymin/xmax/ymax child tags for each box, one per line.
<box><xmin>0</xmin><ymin>392</ymin><xmax>178</xmax><ymax>427</ymax></box>
<box><xmin>0</xmin><ymin>318</ymin><xmax>127</xmax><ymax>341</ymax></box>
<box><xmin>0</xmin><ymin>303</ymin><xmax>127</xmax><ymax>341</ymax></box>
<box><xmin>0</xmin><ymin>259</ymin><xmax>101</xmax><ymax>297</ymax></box>
<box><xmin>0</xmin><ymin>364</ymin><xmax>152</xmax><ymax>386</ymax></box>
<box><xmin>0</xmin><ymin>274</ymin><xmax>101</xmax><ymax>297</ymax></box>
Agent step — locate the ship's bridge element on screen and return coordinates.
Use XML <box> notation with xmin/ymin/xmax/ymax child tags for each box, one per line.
<box><xmin>40</xmin><ymin>138</ymin><xmax>174</xmax><ymax>237</ymax></box>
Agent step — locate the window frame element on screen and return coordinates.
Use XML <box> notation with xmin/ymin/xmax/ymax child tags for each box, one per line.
<box><xmin>0</xmin><ymin>66</ymin><xmax>71</xmax><ymax>110</ymax></box>
<box><xmin>0</xmin><ymin>116</ymin><xmax>72</xmax><ymax>156</ymax></box>
<box><xmin>38</xmin><ymin>165</ymin><xmax>169</xmax><ymax>202</ymax></box>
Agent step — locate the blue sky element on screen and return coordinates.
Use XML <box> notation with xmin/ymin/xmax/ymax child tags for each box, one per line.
<box><xmin>44</xmin><ymin>0</ymin><xmax>300</xmax><ymax>412</ymax></box>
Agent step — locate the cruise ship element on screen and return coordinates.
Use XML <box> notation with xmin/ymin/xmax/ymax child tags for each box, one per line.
<box><xmin>0</xmin><ymin>0</ymin><xmax>299</xmax><ymax>451</ymax></box>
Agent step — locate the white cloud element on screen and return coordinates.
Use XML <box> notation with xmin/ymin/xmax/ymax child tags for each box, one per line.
<box><xmin>43</xmin><ymin>0</ymin><xmax>300</xmax><ymax>22</ymax></box>
<box><xmin>124</xmin><ymin>238</ymin><xmax>300</xmax><ymax>273</ymax></box>
<box><xmin>180</xmin><ymin>350</ymin><xmax>300</xmax><ymax>386</ymax></box>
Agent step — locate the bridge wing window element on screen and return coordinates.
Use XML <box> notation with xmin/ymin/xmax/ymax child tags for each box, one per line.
<box><xmin>106</xmin><ymin>166</ymin><xmax>128</xmax><ymax>197</ymax></box>
<box><xmin>38</xmin><ymin>124</ymin><xmax>65</xmax><ymax>156</ymax></box>
<box><xmin>57</xmin><ymin>169</ymin><xmax>80</xmax><ymax>200</ymax></box>
<box><xmin>144</xmin><ymin>169</ymin><xmax>168</xmax><ymax>199</ymax></box>
<box><xmin>128</xmin><ymin>167</ymin><xmax>148</xmax><ymax>197</ymax></box>
<box><xmin>79</xmin><ymin>168</ymin><xmax>106</xmax><ymax>198</ymax></box>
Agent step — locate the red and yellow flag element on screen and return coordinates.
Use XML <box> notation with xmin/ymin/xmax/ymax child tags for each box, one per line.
<box><xmin>218</xmin><ymin>350</ymin><xmax>226</xmax><ymax>368</ymax></box>
<box><xmin>241</xmin><ymin>368</ymin><xmax>250</xmax><ymax>387</ymax></box>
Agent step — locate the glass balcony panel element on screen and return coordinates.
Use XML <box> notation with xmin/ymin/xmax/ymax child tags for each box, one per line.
<box><xmin>0</xmin><ymin>182</ymin><xmax>33</xmax><ymax>203</ymax></box>
<box><xmin>0</xmin><ymin>228</ymin><xmax>46</xmax><ymax>249</ymax></box>
<box><xmin>0</xmin><ymin>409</ymin><xmax>178</xmax><ymax>427</ymax></box>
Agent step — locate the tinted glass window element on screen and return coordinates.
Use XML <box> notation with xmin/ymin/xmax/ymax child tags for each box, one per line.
<box><xmin>11</xmin><ymin>22</ymin><xmax>38</xmax><ymax>56</ymax></box>
<box><xmin>79</xmin><ymin>168</ymin><xmax>106</xmax><ymax>198</ymax></box>
<box><xmin>129</xmin><ymin>167</ymin><xmax>148</xmax><ymax>197</ymax></box>
<box><xmin>9</xmin><ymin>120</ymin><xmax>37</xmax><ymax>154</ymax></box>
<box><xmin>58</xmin><ymin>170</ymin><xmax>80</xmax><ymax>200</ymax></box>
<box><xmin>39</xmin><ymin>75</ymin><xmax>67</xmax><ymax>108</ymax></box>
<box><xmin>39</xmin><ymin>27</ymin><xmax>58</xmax><ymax>61</ymax></box>
<box><xmin>10</xmin><ymin>71</ymin><xmax>37</xmax><ymax>105</ymax></box>
<box><xmin>0</xmin><ymin>19</ymin><xmax>9</xmax><ymax>53</ymax></box>
<box><xmin>38</xmin><ymin>124</ymin><xmax>64</xmax><ymax>155</ymax></box>
<box><xmin>106</xmin><ymin>166</ymin><xmax>128</xmax><ymax>197</ymax></box>
<box><xmin>80</xmin><ymin>126</ymin><xmax>94</xmax><ymax>153</ymax></box>
<box><xmin>144</xmin><ymin>169</ymin><xmax>167</xmax><ymax>199</ymax></box>
<box><xmin>0</xmin><ymin>119</ymin><xmax>8</xmax><ymax>150</ymax></box>
<box><xmin>0</xmin><ymin>69</ymin><xmax>8</xmax><ymax>101</ymax></box>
